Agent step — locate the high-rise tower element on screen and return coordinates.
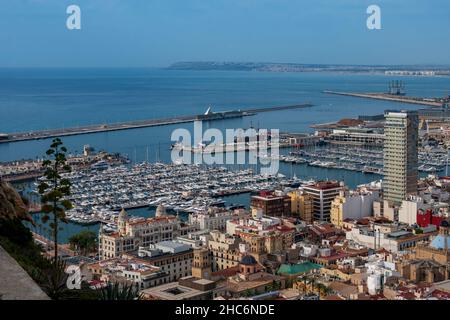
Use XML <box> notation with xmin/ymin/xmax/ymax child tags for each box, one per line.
<box><xmin>383</xmin><ymin>110</ymin><xmax>419</xmax><ymax>204</ymax></box>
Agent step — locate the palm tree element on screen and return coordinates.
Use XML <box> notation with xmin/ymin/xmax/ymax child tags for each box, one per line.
<box><xmin>242</xmin><ymin>289</ymin><xmax>255</xmax><ymax>297</ymax></box>
<box><xmin>285</xmin><ymin>278</ymin><xmax>294</xmax><ymax>289</ymax></box>
<box><xmin>268</xmin><ymin>280</ymin><xmax>282</xmax><ymax>291</ymax></box>
<box><xmin>322</xmin><ymin>285</ymin><xmax>333</xmax><ymax>296</ymax></box>
<box><xmin>298</xmin><ymin>275</ymin><xmax>309</xmax><ymax>294</ymax></box>
<box><xmin>309</xmin><ymin>277</ymin><xmax>316</xmax><ymax>294</ymax></box>
<box><xmin>316</xmin><ymin>283</ymin><xmax>329</xmax><ymax>298</ymax></box>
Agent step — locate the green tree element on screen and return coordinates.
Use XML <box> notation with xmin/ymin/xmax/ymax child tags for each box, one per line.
<box><xmin>316</xmin><ymin>283</ymin><xmax>330</xmax><ymax>298</ymax></box>
<box><xmin>309</xmin><ymin>277</ymin><xmax>316</xmax><ymax>294</ymax></box>
<box><xmin>68</xmin><ymin>230</ymin><xmax>97</xmax><ymax>256</ymax></box>
<box><xmin>285</xmin><ymin>277</ymin><xmax>294</xmax><ymax>289</ymax></box>
<box><xmin>298</xmin><ymin>275</ymin><xmax>308</xmax><ymax>293</ymax></box>
<box><xmin>38</xmin><ymin>138</ymin><xmax>72</xmax><ymax>264</ymax></box>
<box><xmin>265</xmin><ymin>280</ymin><xmax>282</xmax><ymax>293</ymax></box>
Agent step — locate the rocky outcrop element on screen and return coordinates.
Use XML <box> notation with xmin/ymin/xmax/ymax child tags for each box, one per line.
<box><xmin>0</xmin><ymin>180</ymin><xmax>33</xmax><ymax>223</ymax></box>
<box><xmin>0</xmin><ymin>180</ymin><xmax>49</xmax><ymax>300</ymax></box>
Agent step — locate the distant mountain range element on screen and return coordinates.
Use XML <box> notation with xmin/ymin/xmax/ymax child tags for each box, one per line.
<box><xmin>167</xmin><ymin>61</ymin><xmax>450</xmax><ymax>75</ymax></box>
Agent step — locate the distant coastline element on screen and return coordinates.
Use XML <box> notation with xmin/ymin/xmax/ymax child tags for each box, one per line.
<box><xmin>167</xmin><ymin>61</ymin><xmax>450</xmax><ymax>76</ymax></box>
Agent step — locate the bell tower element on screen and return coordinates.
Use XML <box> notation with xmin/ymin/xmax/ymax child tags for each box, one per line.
<box><xmin>118</xmin><ymin>208</ymin><xmax>129</xmax><ymax>236</ymax></box>
<box><xmin>192</xmin><ymin>248</ymin><xmax>212</xmax><ymax>280</ymax></box>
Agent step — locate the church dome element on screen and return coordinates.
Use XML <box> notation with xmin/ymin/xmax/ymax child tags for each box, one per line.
<box><xmin>430</xmin><ymin>234</ymin><xmax>450</xmax><ymax>250</ymax></box>
<box><xmin>118</xmin><ymin>208</ymin><xmax>128</xmax><ymax>220</ymax></box>
<box><xmin>240</xmin><ymin>255</ymin><xmax>257</xmax><ymax>266</ymax></box>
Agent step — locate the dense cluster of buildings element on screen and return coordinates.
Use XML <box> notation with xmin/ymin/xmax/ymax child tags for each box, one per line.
<box><xmin>62</xmin><ymin>109</ymin><xmax>450</xmax><ymax>300</ymax></box>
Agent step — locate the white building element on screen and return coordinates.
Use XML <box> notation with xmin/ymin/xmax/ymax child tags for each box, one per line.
<box><xmin>99</xmin><ymin>209</ymin><xmax>196</xmax><ymax>260</ymax></box>
<box><xmin>176</xmin><ymin>229</ymin><xmax>211</xmax><ymax>248</ymax></box>
<box><xmin>292</xmin><ymin>242</ymin><xmax>319</xmax><ymax>258</ymax></box>
<box><xmin>189</xmin><ymin>208</ymin><xmax>245</xmax><ymax>231</ymax></box>
<box><xmin>365</xmin><ymin>256</ymin><xmax>400</xmax><ymax>295</ymax></box>
<box><xmin>128</xmin><ymin>241</ymin><xmax>194</xmax><ymax>282</ymax></box>
<box><xmin>331</xmin><ymin>188</ymin><xmax>380</xmax><ymax>226</ymax></box>
<box><xmin>226</xmin><ymin>213</ymin><xmax>281</xmax><ymax>236</ymax></box>
<box><xmin>398</xmin><ymin>195</ymin><xmax>430</xmax><ymax>225</ymax></box>
<box><xmin>346</xmin><ymin>223</ymin><xmax>435</xmax><ymax>253</ymax></box>
<box><xmin>87</xmin><ymin>257</ymin><xmax>169</xmax><ymax>290</ymax></box>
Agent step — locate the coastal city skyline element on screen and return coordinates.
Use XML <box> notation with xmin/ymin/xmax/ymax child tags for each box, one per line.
<box><xmin>1</xmin><ymin>0</ymin><xmax>450</xmax><ymax>310</ymax></box>
<box><xmin>2</xmin><ymin>69</ymin><xmax>450</xmax><ymax>303</ymax></box>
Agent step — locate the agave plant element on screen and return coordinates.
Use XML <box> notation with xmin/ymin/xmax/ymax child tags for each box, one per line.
<box><xmin>36</xmin><ymin>258</ymin><xmax>69</xmax><ymax>300</ymax></box>
<box><xmin>98</xmin><ymin>282</ymin><xmax>139</xmax><ymax>300</ymax></box>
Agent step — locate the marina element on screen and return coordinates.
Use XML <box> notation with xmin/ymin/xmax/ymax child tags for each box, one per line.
<box><xmin>30</xmin><ymin>162</ymin><xmax>305</xmax><ymax>226</ymax></box>
<box><xmin>263</xmin><ymin>145</ymin><xmax>450</xmax><ymax>175</ymax></box>
<box><xmin>0</xmin><ymin>149</ymin><xmax>130</xmax><ymax>183</ymax></box>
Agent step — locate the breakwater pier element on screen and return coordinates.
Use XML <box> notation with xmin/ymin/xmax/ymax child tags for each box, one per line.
<box><xmin>323</xmin><ymin>90</ymin><xmax>443</xmax><ymax>107</ymax></box>
<box><xmin>0</xmin><ymin>104</ymin><xmax>313</xmax><ymax>144</ymax></box>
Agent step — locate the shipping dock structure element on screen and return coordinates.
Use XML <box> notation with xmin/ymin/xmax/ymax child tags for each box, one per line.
<box><xmin>323</xmin><ymin>90</ymin><xmax>444</xmax><ymax>107</ymax></box>
<box><xmin>0</xmin><ymin>104</ymin><xmax>313</xmax><ymax>144</ymax></box>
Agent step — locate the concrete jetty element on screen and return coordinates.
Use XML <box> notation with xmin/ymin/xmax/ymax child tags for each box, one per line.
<box><xmin>323</xmin><ymin>90</ymin><xmax>442</xmax><ymax>107</ymax></box>
<box><xmin>0</xmin><ymin>104</ymin><xmax>313</xmax><ymax>144</ymax></box>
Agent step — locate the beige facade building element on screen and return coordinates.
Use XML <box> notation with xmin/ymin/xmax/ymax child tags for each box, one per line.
<box><xmin>288</xmin><ymin>189</ymin><xmax>313</xmax><ymax>223</ymax></box>
<box><xmin>207</xmin><ymin>231</ymin><xmax>242</xmax><ymax>272</ymax></box>
<box><xmin>99</xmin><ymin>208</ymin><xmax>196</xmax><ymax>259</ymax></box>
<box><xmin>87</xmin><ymin>257</ymin><xmax>169</xmax><ymax>290</ymax></box>
<box><xmin>124</xmin><ymin>241</ymin><xmax>194</xmax><ymax>282</ymax></box>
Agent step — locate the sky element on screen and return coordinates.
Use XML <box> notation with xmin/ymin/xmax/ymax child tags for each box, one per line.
<box><xmin>0</xmin><ymin>0</ymin><xmax>449</xmax><ymax>67</ymax></box>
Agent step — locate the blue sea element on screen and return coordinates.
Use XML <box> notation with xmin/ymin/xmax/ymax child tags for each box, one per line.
<box><xmin>2</xmin><ymin>68</ymin><xmax>449</xmax><ymax>242</ymax></box>
<box><xmin>2</xmin><ymin>68</ymin><xmax>449</xmax><ymax>182</ymax></box>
